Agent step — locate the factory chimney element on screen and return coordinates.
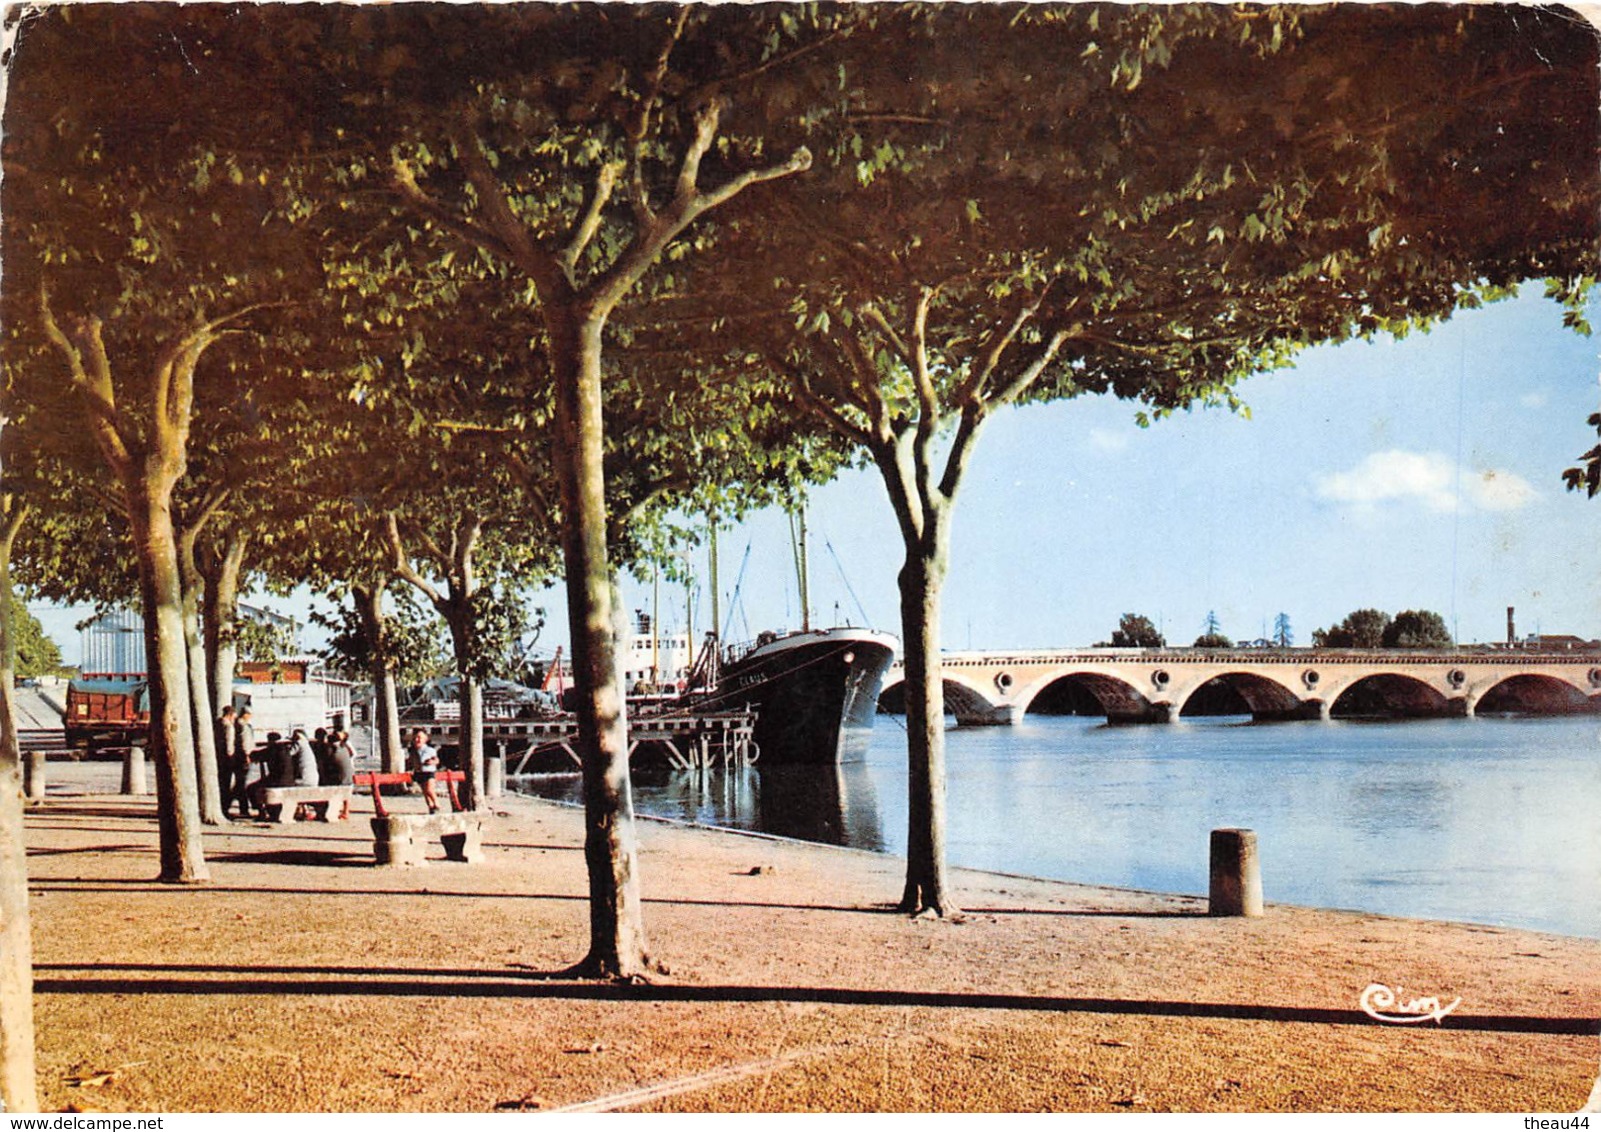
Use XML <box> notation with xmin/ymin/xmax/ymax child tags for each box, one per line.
<box><xmin>1506</xmin><ymin>606</ymin><xmax>1516</xmax><ymax>647</ymax></box>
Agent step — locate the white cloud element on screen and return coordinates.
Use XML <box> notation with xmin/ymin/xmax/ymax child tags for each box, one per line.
<box><xmin>1088</xmin><ymin>427</ymin><xmax>1130</xmax><ymax>453</ymax></box>
<box><xmin>1464</xmin><ymin>467</ymin><xmax>1538</xmax><ymax>511</ymax></box>
<box><xmin>1519</xmin><ymin>391</ymin><xmax>1548</xmax><ymax>409</ymax></box>
<box><xmin>1315</xmin><ymin>449</ymin><xmax>1537</xmax><ymax>513</ymax></box>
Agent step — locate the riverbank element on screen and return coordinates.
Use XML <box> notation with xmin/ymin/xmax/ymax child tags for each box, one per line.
<box><xmin>20</xmin><ymin>761</ymin><xmax>1601</xmax><ymax>1112</ymax></box>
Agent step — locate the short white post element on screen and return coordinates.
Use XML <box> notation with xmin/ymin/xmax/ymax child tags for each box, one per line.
<box><xmin>1209</xmin><ymin>828</ymin><xmax>1263</xmax><ymax>917</ymax></box>
<box><xmin>23</xmin><ymin>750</ymin><xmax>46</xmax><ymax>802</ymax></box>
<box><xmin>121</xmin><ymin>746</ymin><xmax>149</xmax><ymax>796</ymax></box>
<box><xmin>486</xmin><ymin>745</ymin><xmax>505</xmax><ymax>799</ymax></box>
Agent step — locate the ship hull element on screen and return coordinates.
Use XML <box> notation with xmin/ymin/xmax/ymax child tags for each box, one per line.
<box><xmin>710</xmin><ymin>629</ymin><xmax>897</xmax><ymax>764</ymax></box>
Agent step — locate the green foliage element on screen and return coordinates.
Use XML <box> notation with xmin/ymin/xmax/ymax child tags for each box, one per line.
<box><xmin>1313</xmin><ymin>609</ymin><xmax>1392</xmax><ymax>649</ymax></box>
<box><xmin>1381</xmin><ymin>609</ymin><xmax>1454</xmax><ymax>650</ymax></box>
<box><xmin>1101</xmin><ymin>613</ymin><xmax>1166</xmax><ymax>649</ymax></box>
<box><xmin>458</xmin><ymin>587</ymin><xmax>543</xmax><ymax>684</ymax></box>
<box><xmin>1563</xmin><ymin>412</ymin><xmax>1601</xmax><ymax>499</ymax></box>
<box><xmin>8</xmin><ymin>595</ymin><xmax>63</xmax><ymax>678</ymax></box>
<box><xmin>1193</xmin><ymin>632</ymin><xmax>1232</xmax><ymax>649</ymax></box>
<box><xmin>235</xmin><ymin>616</ymin><xmax>297</xmax><ymax>664</ymax></box>
<box><xmin>1272</xmin><ymin>613</ymin><xmax>1293</xmax><ymax>648</ymax></box>
<box><xmin>311</xmin><ymin>591</ymin><xmax>448</xmax><ymax>685</ymax></box>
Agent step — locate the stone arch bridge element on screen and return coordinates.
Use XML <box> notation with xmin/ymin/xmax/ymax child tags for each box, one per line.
<box><xmin>880</xmin><ymin>648</ymin><xmax>1601</xmax><ymax>725</ymax></box>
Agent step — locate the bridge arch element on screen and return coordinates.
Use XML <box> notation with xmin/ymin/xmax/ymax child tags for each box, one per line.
<box><xmin>1475</xmin><ymin>674</ymin><xmax>1598</xmax><ymax>715</ymax></box>
<box><xmin>877</xmin><ymin>673</ymin><xmax>1008</xmax><ymax>725</ymax></box>
<box><xmin>1176</xmin><ymin>672</ymin><xmax>1307</xmax><ymax>721</ymax></box>
<box><xmin>1330</xmin><ymin>673</ymin><xmax>1452</xmax><ymax>719</ymax></box>
<box><xmin>1015</xmin><ymin>671</ymin><xmax>1160</xmax><ymax>724</ymax></box>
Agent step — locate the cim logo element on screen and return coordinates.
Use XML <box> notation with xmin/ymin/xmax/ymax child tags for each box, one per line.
<box><xmin>1359</xmin><ymin>982</ymin><xmax>1462</xmax><ymax>1025</ymax></box>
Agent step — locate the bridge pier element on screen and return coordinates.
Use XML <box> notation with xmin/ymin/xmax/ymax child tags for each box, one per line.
<box><xmin>1304</xmin><ymin>700</ymin><xmax>1332</xmax><ymax>722</ymax></box>
<box><xmin>952</xmin><ymin>703</ymin><xmax>1023</xmax><ymax>727</ymax></box>
<box><xmin>1449</xmin><ymin>696</ymin><xmax>1476</xmax><ymax>719</ymax></box>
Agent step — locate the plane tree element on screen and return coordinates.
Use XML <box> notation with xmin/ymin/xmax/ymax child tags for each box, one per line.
<box><xmin>301</xmin><ymin>3</ymin><xmax>890</xmax><ymax>977</ymax></box>
<box><xmin>0</xmin><ymin>14</ymin><xmax>354</xmax><ymax>878</ymax></box>
<box><xmin>648</xmin><ymin>3</ymin><xmax>1600</xmax><ymax>914</ymax></box>
<box><xmin>0</xmin><ymin>405</ymin><xmax>52</xmax><ymax>1111</ymax></box>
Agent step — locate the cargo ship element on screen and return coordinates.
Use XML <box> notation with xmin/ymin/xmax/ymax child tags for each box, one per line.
<box><xmin>685</xmin><ymin>627</ymin><xmax>899</xmax><ymax>764</ymax></box>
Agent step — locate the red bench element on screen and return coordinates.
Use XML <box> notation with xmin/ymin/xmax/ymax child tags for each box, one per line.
<box><xmin>353</xmin><ymin>770</ymin><xmax>466</xmax><ymax>817</ymax></box>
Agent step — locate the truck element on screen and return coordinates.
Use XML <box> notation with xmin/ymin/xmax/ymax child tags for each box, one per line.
<box><xmin>64</xmin><ymin>676</ymin><xmax>150</xmax><ymax>754</ymax></box>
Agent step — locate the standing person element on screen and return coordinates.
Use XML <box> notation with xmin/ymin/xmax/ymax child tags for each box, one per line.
<box><xmin>325</xmin><ymin>729</ymin><xmax>356</xmax><ymax>786</ymax></box>
<box><xmin>228</xmin><ymin>707</ymin><xmax>256</xmax><ymax>818</ymax></box>
<box><xmin>312</xmin><ymin>727</ymin><xmax>331</xmax><ymax>784</ymax></box>
<box><xmin>406</xmin><ymin>727</ymin><xmax>441</xmax><ymax>814</ymax></box>
<box><xmin>289</xmin><ymin>728</ymin><xmax>318</xmax><ymax>787</ymax></box>
<box><xmin>216</xmin><ymin>705</ymin><xmax>238</xmax><ymax>815</ymax></box>
<box><xmin>326</xmin><ymin>729</ymin><xmax>356</xmax><ymax>819</ymax></box>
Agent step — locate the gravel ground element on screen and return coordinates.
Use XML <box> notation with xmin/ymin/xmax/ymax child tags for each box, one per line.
<box><xmin>19</xmin><ymin>760</ymin><xmax>1601</xmax><ymax>1113</ymax></box>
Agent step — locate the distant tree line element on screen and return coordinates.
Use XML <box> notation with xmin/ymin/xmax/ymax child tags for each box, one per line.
<box><xmin>1312</xmin><ymin>608</ymin><xmax>1453</xmax><ymax>649</ymax></box>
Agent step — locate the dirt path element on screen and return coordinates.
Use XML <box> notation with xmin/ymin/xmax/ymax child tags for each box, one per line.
<box><xmin>20</xmin><ymin>766</ymin><xmax>1601</xmax><ymax>1113</ymax></box>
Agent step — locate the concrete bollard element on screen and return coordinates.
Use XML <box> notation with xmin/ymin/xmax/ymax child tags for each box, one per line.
<box><xmin>1209</xmin><ymin>827</ymin><xmax>1264</xmax><ymax>917</ymax></box>
<box><xmin>486</xmin><ymin>750</ymin><xmax>505</xmax><ymax>799</ymax></box>
<box><xmin>120</xmin><ymin>746</ymin><xmax>149</xmax><ymax>796</ymax></box>
<box><xmin>23</xmin><ymin>750</ymin><xmax>46</xmax><ymax>802</ymax></box>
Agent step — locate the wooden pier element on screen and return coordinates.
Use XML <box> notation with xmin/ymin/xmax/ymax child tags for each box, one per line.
<box><xmin>419</xmin><ymin>711</ymin><xmax>757</xmax><ymax>774</ymax></box>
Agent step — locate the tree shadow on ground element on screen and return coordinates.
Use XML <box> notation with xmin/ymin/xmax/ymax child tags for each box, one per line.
<box><xmin>207</xmin><ymin>849</ymin><xmax>373</xmax><ymax>868</ymax></box>
<box><xmin>29</xmin><ymin>964</ymin><xmax>1598</xmax><ymax>1036</ymax></box>
<box><xmin>24</xmin><ymin>844</ymin><xmax>148</xmax><ymax>857</ymax></box>
<box><xmin>25</xmin><ymin>808</ymin><xmax>162</xmax><ymax>823</ymax></box>
<box><xmin>22</xmin><ymin>879</ymin><xmax>1205</xmax><ymax>918</ymax></box>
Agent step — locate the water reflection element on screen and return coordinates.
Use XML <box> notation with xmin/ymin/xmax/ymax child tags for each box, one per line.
<box><xmin>512</xmin><ymin>760</ymin><xmax>885</xmax><ymax>851</ymax></box>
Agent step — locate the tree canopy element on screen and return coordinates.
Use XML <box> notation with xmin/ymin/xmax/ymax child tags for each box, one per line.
<box><xmin>1313</xmin><ymin>608</ymin><xmax>1393</xmax><ymax>649</ymax></box>
<box><xmin>1381</xmin><ymin>609</ymin><xmax>1454</xmax><ymax>650</ymax></box>
<box><xmin>1103</xmin><ymin>614</ymin><xmax>1167</xmax><ymax>650</ymax></box>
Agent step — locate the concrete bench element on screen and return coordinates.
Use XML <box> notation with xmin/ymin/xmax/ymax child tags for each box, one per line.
<box><xmin>259</xmin><ymin>785</ymin><xmax>353</xmax><ymax>824</ymax></box>
<box><xmin>369</xmin><ymin>812</ymin><xmax>486</xmax><ymax>867</ymax></box>
<box><xmin>353</xmin><ymin>770</ymin><xmax>479</xmax><ymax>866</ymax></box>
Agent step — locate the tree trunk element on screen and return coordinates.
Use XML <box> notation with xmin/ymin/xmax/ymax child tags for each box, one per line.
<box><xmin>202</xmin><ymin>531</ymin><xmax>247</xmax><ymax>722</ymax></box>
<box><xmin>178</xmin><ymin>532</ymin><xmax>223</xmax><ymax>825</ymax></box>
<box><xmin>355</xmin><ymin>584</ymin><xmax>404</xmax><ymax>775</ymax></box>
<box><xmin>0</xmin><ymin>505</ymin><xmax>39</xmax><ymax>1112</ymax></box>
<box><xmin>129</xmin><ymin>485</ymin><xmax>209</xmax><ymax>883</ymax></box>
<box><xmin>458</xmin><ymin>667</ymin><xmax>484</xmax><ymax>811</ymax></box>
<box><xmin>897</xmin><ymin>539</ymin><xmax>955</xmax><ymax>916</ymax></box>
<box><xmin>440</xmin><ymin>605</ymin><xmax>486</xmax><ymax>811</ymax></box>
<box><xmin>551</xmin><ymin>306</ymin><xmax>648</xmax><ymax>978</ymax></box>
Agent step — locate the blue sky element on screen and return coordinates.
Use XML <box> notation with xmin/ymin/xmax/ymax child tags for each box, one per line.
<box><xmin>33</xmin><ymin>285</ymin><xmax>1600</xmax><ymax>666</ymax></box>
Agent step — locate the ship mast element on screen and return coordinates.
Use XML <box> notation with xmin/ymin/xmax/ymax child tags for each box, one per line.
<box><xmin>789</xmin><ymin>502</ymin><xmax>811</xmax><ymax>632</ymax></box>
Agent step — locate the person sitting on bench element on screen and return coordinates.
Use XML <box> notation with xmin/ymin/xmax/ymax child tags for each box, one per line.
<box><xmin>406</xmin><ymin>728</ymin><xmax>442</xmax><ymax>814</ymax></box>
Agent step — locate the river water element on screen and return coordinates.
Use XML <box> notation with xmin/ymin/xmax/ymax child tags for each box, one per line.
<box><xmin>511</xmin><ymin>712</ymin><xmax>1601</xmax><ymax>939</ymax></box>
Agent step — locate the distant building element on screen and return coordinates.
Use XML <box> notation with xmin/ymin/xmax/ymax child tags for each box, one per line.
<box><xmin>1520</xmin><ymin>633</ymin><xmax>1601</xmax><ymax>652</ymax></box>
<box><xmin>80</xmin><ymin>609</ymin><xmax>145</xmax><ymax>678</ymax></box>
<box><xmin>80</xmin><ymin>602</ymin><xmax>302</xmax><ymax>678</ymax></box>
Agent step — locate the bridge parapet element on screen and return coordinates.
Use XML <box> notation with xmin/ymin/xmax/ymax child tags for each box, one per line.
<box><xmin>880</xmin><ymin>649</ymin><xmax>1601</xmax><ymax>725</ymax></box>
